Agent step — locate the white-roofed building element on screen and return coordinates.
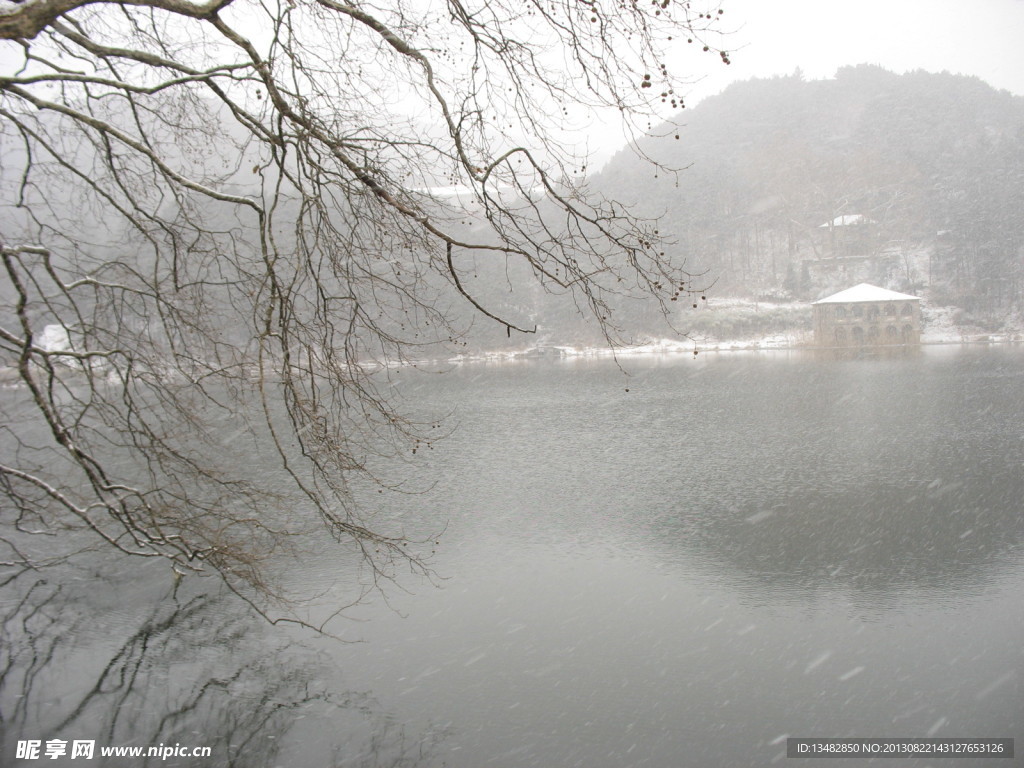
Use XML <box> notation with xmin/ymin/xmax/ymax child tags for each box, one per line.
<box><xmin>820</xmin><ymin>214</ymin><xmax>874</xmax><ymax>228</ymax></box>
<box><xmin>817</xmin><ymin>213</ymin><xmax>877</xmax><ymax>257</ymax></box>
<box><xmin>812</xmin><ymin>283</ymin><xmax>921</xmax><ymax>347</ymax></box>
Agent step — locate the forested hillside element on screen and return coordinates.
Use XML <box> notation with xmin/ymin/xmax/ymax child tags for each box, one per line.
<box><xmin>9</xmin><ymin>67</ymin><xmax>1019</xmax><ymax>359</ymax></box>
<box><xmin>596</xmin><ymin>65</ymin><xmax>1024</xmax><ymax>327</ymax></box>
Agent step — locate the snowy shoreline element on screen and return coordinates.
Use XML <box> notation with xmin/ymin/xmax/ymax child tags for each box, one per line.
<box><xmin>4</xmin><ymin>308</ymin><xmax>1021</xmax><ymax>389</ymax></box>
<box><xmin>437</xmin><ymin>300</ymin><xmax>1024</xmax><ymax>364</ymax></box>
<box><xmin>438</xmin><ymin>332</ymin><xmax>1024</xmax><ymax>366</ymax></box>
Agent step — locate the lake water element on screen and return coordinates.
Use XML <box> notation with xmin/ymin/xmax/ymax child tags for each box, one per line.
<box><xmin>3</xmin><ymin>346</ymin><xmax>1023</xmax><ymax>767</ymax></box>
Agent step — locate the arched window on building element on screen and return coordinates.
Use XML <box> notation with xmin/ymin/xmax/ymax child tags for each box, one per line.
<box><xmin>886</xmin><ymin>325</ymin><xmax>899</xmax><ymax>343</ymax></box>
<box><xmin>902</xmin><ymin>325</ymin><xmax>915</xmax><ymax>343</ymax></box>
<box><xmin>901</xmin><ymin>304</ymin><xmax>913</xmax><ymax>317</ymax></box>
<box><xmin>835</xmin><ymin>327</ymin><xmax>848</xmax><ymax>345</ymax></box>
<box><xmin>851</xmin><ymin>326</ymin><xmax>865</xmax><ymax>345</ymax></box>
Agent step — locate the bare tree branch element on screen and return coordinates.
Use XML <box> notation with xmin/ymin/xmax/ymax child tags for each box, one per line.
<box><xmin>0</xmin><ymin>0</ymin><xmax>727</xmax><ymax>621</ymax></box>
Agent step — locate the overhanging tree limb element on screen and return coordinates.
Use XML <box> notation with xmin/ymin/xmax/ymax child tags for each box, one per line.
<box><xmin>0</xmin><ymin>0</ymin><xmax>727</xmax><ymax>622</ymax></box>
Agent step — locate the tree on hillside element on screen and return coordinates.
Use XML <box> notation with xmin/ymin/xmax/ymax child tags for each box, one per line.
<box><xmin>0</xmin><ymin>0</ymin><xmax>726</xmax><ymax>624</ymax></box>
<box><xmin>597</xmin><ymin>68</ymin><xmax>1024</xmax><ymax>303</ymax></box>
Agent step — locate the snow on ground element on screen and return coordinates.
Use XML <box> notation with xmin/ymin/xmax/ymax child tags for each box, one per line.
<box><xmin>3</xmin><ymin>302</ymin><xmax>1021</xmax><ymax>387</ymax></box>
<box><xmin>921</xmin><ymin>304</ymin><xmax>1024</xmax><ymax>344</ymax></box>
<box><xmin>441</xmin><ymin>297</ymin><xmax>1023</xmax><ymax>364</ymax></box>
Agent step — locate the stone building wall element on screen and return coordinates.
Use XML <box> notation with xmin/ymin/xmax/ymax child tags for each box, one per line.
<box><xmin>813</xmin><ymin>299</ymin><xmax>921</xmax><ymax>347</ymax></box>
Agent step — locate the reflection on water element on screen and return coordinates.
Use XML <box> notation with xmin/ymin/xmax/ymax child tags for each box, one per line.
<box><xmin>3</xmin><ymin>346</ymin><xmax>1023</xmax><ymax>767</ymax></box>
<box><xmin>395</xmin><ymin>346</ymin><xmax>1024</xmax><ymax>598</ymax></box>
<box><xmin>631</xmin><ymin>346</ymin><xmax>1024</xmax><ymax>602</ymax></box>
<box><xmin>655</xmin><ymin>477</ymin><xmax>1023</xmax><ymax>601</ymax></box>
<box><xmin>0</xmin><ymin>562</ymin><xmax>448</xmax><ymax>767</ymax></box>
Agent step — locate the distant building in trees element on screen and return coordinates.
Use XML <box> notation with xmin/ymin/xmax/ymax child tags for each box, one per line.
<box><xmin>818</xmin><ymin>214</ymin><xmax>877</xmax><ymax>257</ymax></box>
<box><xmin>812</xmin><ymin>283</ymin><xmax>921</xmax><ymax>347</ymax></box>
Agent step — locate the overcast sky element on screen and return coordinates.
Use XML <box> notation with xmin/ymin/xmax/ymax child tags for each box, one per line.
<box><xmin>684</xmin><ymin>0</ymin><xmax>1024</xmax><ymax>104</ymax></box>
<box><xmin>4</xmin><ymin>0</ymin><xmax>1022</xmax><ymax>174</ymax></box>
<box><xmin>580</xmin><ymin>0</ymin><xmax>1024</xmax><ymax>166</ymax></box>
